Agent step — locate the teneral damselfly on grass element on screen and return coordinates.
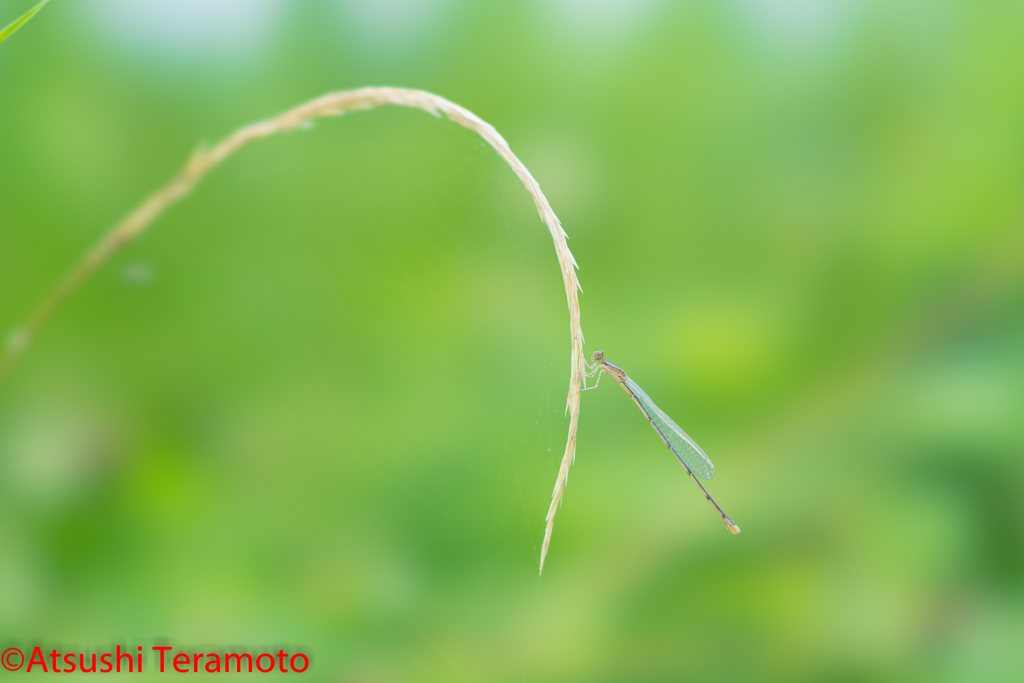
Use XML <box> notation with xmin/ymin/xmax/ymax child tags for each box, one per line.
<box><xmin>585</xmin><ymin>350</ymin><xmax>740</xmax><ymax>534</ymax></box>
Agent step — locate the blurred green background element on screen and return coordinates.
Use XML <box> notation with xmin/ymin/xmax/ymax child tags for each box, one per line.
<box><xmin>3</xmin><ymin>0</ymin><xmax>1024</xmax><ymax>680</ymax></box>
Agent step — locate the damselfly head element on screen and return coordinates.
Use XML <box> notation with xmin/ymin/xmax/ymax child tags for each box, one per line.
<box><xmin>591</xmin><ymin>350</ymin><xmax>604</xmax><ymax>361</ymax></box>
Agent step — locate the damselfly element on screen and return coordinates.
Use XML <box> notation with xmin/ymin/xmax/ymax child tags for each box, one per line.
<box><xmin>584</xmin><ymin>350</ymin><xmax>740</xmax><ymax>534</ymax></box>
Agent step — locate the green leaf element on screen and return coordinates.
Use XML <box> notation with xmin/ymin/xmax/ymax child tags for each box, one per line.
<box><xmin>0</xmin><ymin>0</ymin><xmax>50</xmax><ymax>46</ymax></box>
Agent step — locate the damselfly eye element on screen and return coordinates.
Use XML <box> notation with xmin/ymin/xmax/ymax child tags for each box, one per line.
<box><xmin>591</xmin><ymin>350</ymin><xmax>604</xmax><ymax>361</ymax></box>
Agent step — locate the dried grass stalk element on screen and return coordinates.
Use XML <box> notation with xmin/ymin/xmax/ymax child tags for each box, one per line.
<box><xmin>0</xmin><ymin>87</ymin><xmax>582</xmax><ymax>574</ymax></box>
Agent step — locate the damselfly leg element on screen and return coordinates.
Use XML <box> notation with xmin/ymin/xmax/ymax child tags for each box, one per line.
<box><xmin>582</xmin><ymin>360</ymin><xmax>603</xmax><ymax>390</ymax></box>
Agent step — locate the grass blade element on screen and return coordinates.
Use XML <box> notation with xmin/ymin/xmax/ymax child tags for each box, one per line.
<box><xmin>0</xmin><ymin>0</ymin><xmax>49</xmax><ymax>46</ymax></box>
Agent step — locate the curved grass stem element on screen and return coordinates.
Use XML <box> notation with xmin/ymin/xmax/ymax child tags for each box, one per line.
<box><xmin>0</xmin><ymin>87</ymin><xmax>583</xmax><ymax>574</ymax></box>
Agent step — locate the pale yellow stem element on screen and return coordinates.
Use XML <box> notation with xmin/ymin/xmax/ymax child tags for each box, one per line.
<box><xmin>0</xmin><ymin>87</ymin><xmax>583</xmax><ymax>573</ymax></box>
